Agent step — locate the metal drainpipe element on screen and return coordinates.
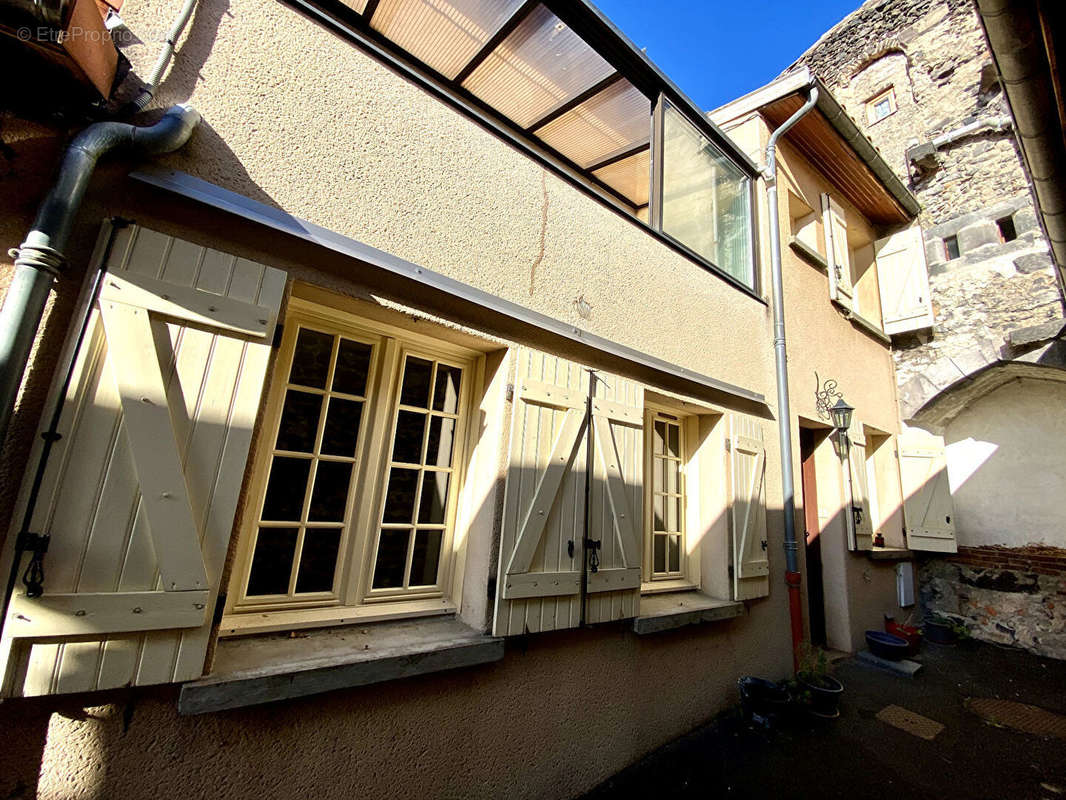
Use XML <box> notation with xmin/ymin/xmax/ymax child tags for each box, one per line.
<box><xmin>761</xmin><ymin>84</ymin><xmax>819</xmax><ymax>671</ymax></box>
<box><xmin>0</xmin><ymin>105</ymin><xmax>202</xmax><ymax>460</ymax></box>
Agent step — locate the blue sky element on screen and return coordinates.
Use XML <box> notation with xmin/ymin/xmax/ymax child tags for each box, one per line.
<box><xmin>593</xmin><ymin>0</ymin><xmax>860</xmax><ymax>111</ymax></box>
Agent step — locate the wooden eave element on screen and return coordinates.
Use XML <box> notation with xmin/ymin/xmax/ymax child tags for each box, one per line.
<box><xmin>763</xmin><ymin>93</ymin><xmax>911</xmax><ymax>227</ymax></box>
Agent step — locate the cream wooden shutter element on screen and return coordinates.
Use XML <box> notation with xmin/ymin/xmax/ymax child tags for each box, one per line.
<box><xmin>898</xmin><ymin>429</ymin><xmax>958</xmax><ymax>553</ymax></box>
<box><xmin>492</xmin><ymin>349</ymin><xmax>643</xmax><ymax>636</ymax></box>
<box><xmin>847</xmin><ymin>420</ymin><xmax>874</xmax><ymax>551</ymax></box>
<box><xmin>727</xmin><ymin>414</ymin><xmax>769</xmax><ymax>601</ymax></box>
<box><xmin>0</xmin><ymin>225</ymin><xmax>285</xmax><ymax>697</ymax></box>
<box><xmin>822</xmin><ymin>193</ymin><xmax>853</xmax><ymax>310</ymax></box>
<box><xmin>874</xmin><ymin>224</ymin><xmax>935</xmax><ymax>335</ymax></box>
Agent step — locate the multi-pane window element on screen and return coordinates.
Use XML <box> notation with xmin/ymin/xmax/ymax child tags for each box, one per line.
<box><xmin>372</xmin><ymin>355</ymin><xmax>464</xmax><ymax>592</ymax></box>
<box><xmin>246</xmin><ymin>327</ymin><xmax>374</xmax><ymax>601</ymax></box>
<box><xmin>647</xmin><ymin>413</ymin><xmax>686</xmax><ymax>580</ymax></box>
<box><xmin>866</xmin><ymin>88</ymin><xmax>896</xmax><ymax>124</ymax></box>
<box><xmin>232</xmin><ymin>302</ymin><xmax>477</xmax><ymax>620</ymax></box>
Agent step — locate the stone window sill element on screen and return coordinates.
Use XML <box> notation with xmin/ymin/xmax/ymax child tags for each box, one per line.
<box><xmin>633</xmin><ymin>591</ymin><xmax>745</xmax><ymax>635</ymax></box>
<box><xmin>789</xmin><ymin>236</ymin><xmax>828</xmax><ymax>270</ymax></box>
<box><xmin>179</xmin><ymin>616</ymin><xmax>502</xmax><ymax>715</ymax></box>
<box><xmin>865</xmin><ymin>546</ymin><xmax>914</xmax><ymax>562</ymax></box>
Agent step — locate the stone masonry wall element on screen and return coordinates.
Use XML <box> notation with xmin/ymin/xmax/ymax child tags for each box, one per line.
<box><xmin>791</xmin><ymin>0</ymin><xmax>1063</xmax><ymax>417</ymax></box>
<box><xmin>920</xmin><ymin>546</ymin><xmax>1066</xmax><ymax>659</ymax></box>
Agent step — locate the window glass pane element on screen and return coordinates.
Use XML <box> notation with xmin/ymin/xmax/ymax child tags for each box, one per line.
<box><xmin>666</xmin><ymin>459</ymin><xmax>679</xmax><ymax>495</ymax></box>
<box><xmin>321</xmin><ymin>398</ymin><xmax>364</xmax><ymax>457</ymax></box>
<box><xmin>667</xmin><ymin>423</ymin><xmax>680</xmax><ymax>458</ymax></box>
<box><xmin>262</xmin><ymin>457</ymin><xmax>310</xmax><ymax>521</ymax></box>
<box><xmin>668</xmin><ymin>534</ymin><xmax>680</xmax><ymax>573</ymax></box>
<box><xmin>400</xmin><ymin>356</ymin><xmax>434</xmax><ymax>407</ymax></box>
<box><xmin>295</xmin><ymin>529</ymin><xmax>342</xmax><ymax>593</ymax></box>
<box><xmin>247</xmin><ymin>528</ymin><xmax>298</xmax><ymax>595</ymax></box>
<box><xmin>666</xmin><ymin>496</ymin><xmax>680</xmax><ymax>532</ymax></box>
<box><xmin>418</xmin><ymin>471</ymin><xmax>450</xmax><ymax>524</ymax></box>
<box><xmin>432</xmin><ymin>364</ymin><xmax>462</xmax><ymax>413</ymax></box>
<box><xmin>462</xmin><ymin>5</ymin><xmax>614</xmax><ymax>129</ymax></box>
<box><xmin>653</xmin><ymin>420</ymin><xmax>665</xmax><ymax>455</ymax></box>
<box><xmin>371</xmin><ymin>0</ymin><xmax>526</xmax><ymax>80</ymax></box>
<box><xmin>410</xmin><ymin>530</ymin><xmax>443</xmax><ymax>586</ymax></box>
<box><xmin>592</xmin><ymin>149</ymin><xmax>650</xmax><ymax>207</ymax></box>
<box><xmin>393</xmin><ymin>410</ymin><xmax>427</xmax><ymax>464</ymax></box>
<box><xmin>653</xmin><ymin>534</ymin><xmax>665</xmax><ymax>574</ymax></box>
<box><xmin>276</xmin><ymin>390</ymin><xmax>322</xmax><ymax>453</ymax></box>
<box><xmin>308</xmin><ymin>460</ymin><xmax>352</xmax><ymax>521</ymax></box>
<box><xmin>383</xmin><ymin>467</ymin><xmax>420</xmax><ymax>523</ymax></box>
<box><xmin>333</xmin><ymin>339</ymin><xmax>373</xmax><ymax>396</ymax></box>
<box><xmin>426</xmin><ymin>416</ymin><xmax>456</xmax><ymax>467</ymax></box>
<box><xmin>289</xmin><ymin>328</ymin><xmax>333</xmax><ymax>389</ymax></box>
<box><xmin>373</xmin><ymin>529</ymin><xmax>411</xmax><ymax>588</ymax></box>
<box><xmin>653</xmin><ymin>494</ymin><xmax>664</xmax><ymax>530</ymax></box>
<box><xmin>535</xmin><ymin>79</ymin><xmax>650</xmax><ymax>168</ymax></box>
<box><xmin>662</xmin><ymin>105</ymin><xmax>753</xmax><ymax>286</ymax></box>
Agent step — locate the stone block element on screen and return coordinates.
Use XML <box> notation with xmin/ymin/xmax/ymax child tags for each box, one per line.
<box><xmin>1012</xmin><ymin>205</ymin><xmax>1039</xmax><ymax>235</ymax></box>
<box><xmin>957</xmin><ymin>220</ymin><xmax>1001</xmax><ymax>253</ymax></box>
<box><xmin>1014</xmin><ymin>252</ymin><xmax>1053</xmax><ymax>274</ymax></box>
<box><xmin>925</xmin><ymin>237</ymin><xmax>945</xmax><ymax>266</ymax></box>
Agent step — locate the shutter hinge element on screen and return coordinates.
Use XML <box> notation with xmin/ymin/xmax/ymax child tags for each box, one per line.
<box><xmin>585</xmin><ymin>538</ymin><xmax>601</xmax><ymax>572</ymax></box>
<box><xmin>40</xmin><ymin>431</ymin><xmax>62</xmax><ymax>443</ymax></box>
<box><xmin>16</xmin><ymin>531</ymin><xmax>50</xmax><ymax>598</ymax></box>
<box><xmin>725</xmin><ymin>438</ymin><xmax>732</xmax><ymax>452</ymax></box>
<box><xmin>271</xmin><ymin>323</ymin><xmax>285</xmax><ymax>349</ymax></box>
<box><xmin>505</xmin><ymin>383</ymin><xmax>514</xmax><ymax>403</ymax></box>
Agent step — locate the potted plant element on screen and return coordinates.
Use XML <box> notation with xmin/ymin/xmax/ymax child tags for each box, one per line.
<box><xmin>795</xmin><ymin>644</ymin><xmax>844</xmax><ymax>719</ymax></box>
<box><xmin>924</xmin><ymin>614</ymin><xmax>958</xmax><ymax>645</ymax></box>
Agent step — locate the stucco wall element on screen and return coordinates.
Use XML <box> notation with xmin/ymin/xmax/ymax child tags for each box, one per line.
<box><xmin>944</xmin><ymin>378</ymin><xmax>1066</xmax><ymax>549</ymax></box>
<box><xmin>0</xmin><ymin>0</ymin><xmax>913</xmax><ymax>795</ymax></box>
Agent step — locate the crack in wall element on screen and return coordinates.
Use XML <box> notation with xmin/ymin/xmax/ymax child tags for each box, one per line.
<box><xmin>529</xmin><ymin>171</ymin><xmax>548</xmax><ymax>296</ymax></box>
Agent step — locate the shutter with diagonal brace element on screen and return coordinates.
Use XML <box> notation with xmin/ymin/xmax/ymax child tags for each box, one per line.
<box><xmin>727</xmin><ymin>414</ymin><xmax>769</xmax><ymax>600</ymax></box>
<box><xmin>899</xmin><ymin>429</ymin><xmax>958</xmax><ymax>553</ymax></box>
<box><xmin>822</xmin><ymin>193</ymin><xmax>853</xmax><ymax>311</ymax></box>
<box><xmin>847</xmin><ymin>420</ymin><xmax>875</xmax><ymax>551</ymax></box>
<box><xmin>874</xmin><ymin>225</ymin><xmax>935</xmax><ymax>335</ymax></box>
<box><xmin>492</xmin><ymin>349</ymin><xmax>643</xmax><ymax>636</ymax></box>
<box><xmin>0</xmin><ymin>225</ymin><xmax>285</xmax><ymax>697</ymax></box>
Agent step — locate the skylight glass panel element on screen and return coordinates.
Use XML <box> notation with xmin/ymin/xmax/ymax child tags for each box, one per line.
<box><xmin>371</xmin><ymin>0</ymin><xmax>525</xmax><ymax>80</ymax></box>
<box><xmin>340</xmin><ymin>0</ymin><xmax>369</xmax><ymax>13</ymax></box>
<box><xmin>461</xmin><ymin>5</ymin><xmax>615</xmax><ymax>129</ymax></box>
<box><xmin>592</xmin><ymin>149</ymin><xmax>650</xmax><ymax>207</ymax></box>
<box><xmin>534</xmin><ymin>79</ymin><xmax>650</xmax><ymax>168</ymax></box>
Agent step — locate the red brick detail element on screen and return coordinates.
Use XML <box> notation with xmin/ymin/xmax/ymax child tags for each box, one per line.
<box><xmin>948</xmin><ymin>545</ymin><xmax>1066</xmax><ymax>575</ymax></box>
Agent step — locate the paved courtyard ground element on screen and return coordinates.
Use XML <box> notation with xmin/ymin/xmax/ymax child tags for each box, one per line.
<box><xmin>582</xmin><ymin>641</ymin><xmax>1066</xmax><ymax>799</ymax></box>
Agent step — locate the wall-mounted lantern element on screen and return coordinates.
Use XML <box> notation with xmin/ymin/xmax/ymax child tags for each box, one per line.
<box><xmin>829</xmin><ymin>397</ymin><xmax>854</xmax><ymax>442</ymax></box>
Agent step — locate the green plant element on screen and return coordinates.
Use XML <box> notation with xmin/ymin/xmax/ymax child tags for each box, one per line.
<box><xmin>795</xmin><ymin>642</ymin><xmax>837</xmax><ymax>689</ymax></box>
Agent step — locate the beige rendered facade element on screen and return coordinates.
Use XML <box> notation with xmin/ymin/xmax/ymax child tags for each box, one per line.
<box><xmin>0</xmin><ymin>1</ymin><xmax>935</xmax><ymax>797</ymax></box>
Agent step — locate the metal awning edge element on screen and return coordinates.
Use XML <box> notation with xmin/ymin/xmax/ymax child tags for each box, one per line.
<box><xmin>130</xmin><ymin>168</ymin><xmax>768</xmax><ymax>409</ymax></box>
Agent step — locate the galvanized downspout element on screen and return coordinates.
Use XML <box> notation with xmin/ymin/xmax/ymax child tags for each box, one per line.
<box><xmin>0</xmin><ymin>104</ymin><xmax>201</xmax><ymax>451</ymax></box>
<box><xmin>760</xmin><ymin>84</ymin><xmax>819</xmax><ymax>670</ymax></box>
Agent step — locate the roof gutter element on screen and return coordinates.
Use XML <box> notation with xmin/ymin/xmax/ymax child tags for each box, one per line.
<box><xmin>812</xmin><ymin>80</ymin><xmax>922</xmax><ymax>218</ymax></box>
<box><xmin>761</xmin><ymin>80</ymin><xmax>819</xmax><ymax>672</ymax></box>
<box><xmin>976</xmin><ymin>0</ymin><xmax>1066</xmax><ymax>292</ymax></box>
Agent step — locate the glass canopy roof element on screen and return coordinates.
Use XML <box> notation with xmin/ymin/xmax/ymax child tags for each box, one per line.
<box><xmin>359</xmin><ymin>0</ymin><xmax>656</xmax><ymax>210</ymax></box>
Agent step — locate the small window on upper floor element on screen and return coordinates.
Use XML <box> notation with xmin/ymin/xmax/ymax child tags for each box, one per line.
<box><xmin>944</xmin><ymin>234</ymin><xmax>960</xmax><ymax>261</ymax></box>
<box><xmin>866</xmin><ymin>88</ymin><xmax>897</xmax><ymax>125</ymax></box>
<box><xmin>996</xmin><ymin>215</ymin><xmax>1017</xmax><ymax>243</ymax></box>
<box><xmin>788</xmin><ymin>190</ymin><xmax>825</xmax><ymax>258</ymax></box>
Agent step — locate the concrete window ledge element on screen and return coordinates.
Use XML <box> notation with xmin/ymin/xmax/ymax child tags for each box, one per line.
<box><xmin>788</xmin><ymin>237</ymin><xmax>829</xmax><ymax>271</ymax></box>
<box><xmin>633</xmin><ymin>592</ymin><xmax>745</xmax><ymax>635</ymax></box>
<box><xmin>865</xmin><ymin>547</ymin><xmax>915</xmax><ymax>562</ymax></box>
<box><xmin>178</xmin><ymin>617</ymin><xmax>503</xmax><ymax>715</ymax></box>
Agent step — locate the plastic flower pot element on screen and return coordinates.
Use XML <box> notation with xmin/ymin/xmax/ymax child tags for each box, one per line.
<box><xmin>738</xmin><ymin>677</ymin><xmax>790</xmax><ymax>725</ymax></box>
<box><xmin>885</xmin><ymin>620</ymin><xmax>921</xmax><ymax>655</ymax></box>
<box><xmin>797</xmin><ymin>673</ymin><xmax>844</xmax><ymax>718</ymax></box>
<box><xmin>866</xmin><ymin>630</ymin><xmax>910</xmax><ymax>660</ymax></box>
<box><xmin>924</xmin><ymin>617</ymin><xmax>958</xmax><ymax>645</ymax></box>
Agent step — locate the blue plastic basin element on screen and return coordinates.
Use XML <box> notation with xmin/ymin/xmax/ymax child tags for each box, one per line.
<box><xmin>866</xmin><ymin>630</ymin><xmax>910</xmax><ymax>661</ymax></box>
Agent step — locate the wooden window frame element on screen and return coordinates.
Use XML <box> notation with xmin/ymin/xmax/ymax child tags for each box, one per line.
<box><xmin>865</xmin><ymin>87</ymin><xmax>897</xmax><ymax>125</ymax></box>
<box><xmin>225</xmin><ymin>295</ymin><xmax>483</xmax><ymax>632</ymax></box>
<box><xmin>641</xmin><ymin>404</ymin><xmax>701</xmax><ymax>593</ymax></box>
